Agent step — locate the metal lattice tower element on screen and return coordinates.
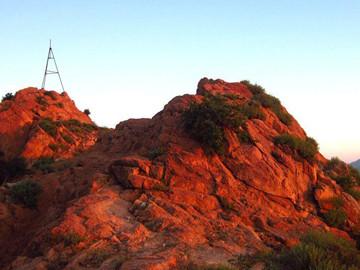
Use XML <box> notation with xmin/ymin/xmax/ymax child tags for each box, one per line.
<box><xmin>41</xmin><ymin>40</ymin><xmax>65</xmax><ymax>91</ymax></box>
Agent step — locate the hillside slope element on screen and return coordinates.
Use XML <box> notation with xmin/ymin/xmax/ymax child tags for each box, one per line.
<box><xmin>0</xmin><ymin>79</ymin><xmax>359</xmax><ymax>270</ymax></box>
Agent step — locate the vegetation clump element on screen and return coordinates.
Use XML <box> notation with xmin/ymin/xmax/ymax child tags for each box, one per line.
<box><xmin>271</xmin><ymin>151</ymin><xmax>286</xmax><ymax>165</ymax></box>
<box><xmin>55</xmin><ymin>102</ymin><xmax>64</xmax><ymax>108</ymax></box>
<box><xmin>48</xmin><ymin>143</ymin><xmax>59</xmax><ymax>152</ymax></box>
<box><xmin>44</xmin><ymin>91</ymin><xmax>57</xmax><ymax>100</ymax></box>
<box><xmin>39</xmin><ymin>118</ymin><xmax>58</xmax><ymax>137</ymax></box>
<box><xmin>183</xmin><ymin>94</ymin><xmax>261</xmax><ymax>154</ymax></box>
<box><xmin>325</xmin><ymin>157</ymin><xmax>346</xmax><ymax>172</ymax></box>
<box><xmin>38</xmin><ymin>118</ymin><xmax>97</xmax><ymax>139</ymax></box>
<box><xmin>36</xmin><ymin>96</ymin><xmax>48</xmax><ymax>106</ymax></box>
<box><xmin>323</xmin><ymin>207</ymin><xmax>347</xmax><ymax>228</ymax></box>
<box><xmin>347</xmin><ymin>189</ymin><xmax>360</xmax><ymax>200</ymax></box>
<box><xmin>10</xmin><ymin>180</ymin><xmax>42</xmax><ymax>208</ymax></box>
<box><xmin>61</xmin><ymin>133</ymin><xmax>75</xmax><ymax>144</ymax></box>
<box><xmin>241</xmin><ymin>80</ymin><xmax>292</xmax><ymax>126</ymax></box>
<box><xmin>59</xmin><ymin>231</ymin><xmax>84</xmax><ymax>247</ymax></box>
<box><xmin>274</xmin><ymin>134</ymin><xmax>318</xmax><ymax>160</ymax></box>
<box><xmin>233</xmin><ymin>231</ymin><xmax>360</xmax><ymax>270</ymax></box>
<box><xmin>32</xmin><ymin>157</ymin><xmax>55</xmax><ymax>173</ymax></box>
<box><xmin>237</xmin><ymin>129</ymin><xmax>254</xmax><ymax>144</ymax></box>
<box><xmin>240</xmin><ymin>101</ymin><xmax>265</xmax><ymax>120</ymax></box>
<box><xmin>325</xmin><ymin>157</ymin><xmax>360</xmax><ymax>200</ymax></box>
<box><xmin>1</xmin><ymin>92</ymin><xmax>14</xmax><ymax>102</ymax></box>
<box><xmin>320</xmin><ymin>196</ymin><xmax>347</xmax><ymax>228</ymax></box>
<box><xmin>62</xmin><ymin>119</ymin><xmax>97</xmax><ymax>133</ymax></box>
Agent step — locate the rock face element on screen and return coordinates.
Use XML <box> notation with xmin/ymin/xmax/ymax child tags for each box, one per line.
<box><xmin>0</xmin><ymin>79</ymin><xmax>359</xmax><ymax>270</ymax></box>
<box><xmin>0</xmin><ymin>88</ymin><xmax>97</xmax><ymax>160</ymax></box>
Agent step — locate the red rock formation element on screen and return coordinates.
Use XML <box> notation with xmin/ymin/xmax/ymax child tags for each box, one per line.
<box><xmin>0</xmin><ymin>79</ymin><xmax>359</xmax><ymax>269</ymax></box>
<box><xmin>0</xmin><ymin>87</ymin><xmax>97</xmax><ymax>160</ymax></box>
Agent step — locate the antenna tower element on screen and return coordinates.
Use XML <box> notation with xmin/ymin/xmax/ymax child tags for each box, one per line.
<box><xmin>41</xmin><ymin>40</ymin><xmax>65</xmax><ymax>91</ymax></box>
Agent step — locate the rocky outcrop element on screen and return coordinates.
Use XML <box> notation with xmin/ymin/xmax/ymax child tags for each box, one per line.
<box><xmin>0</xmin><ymin>88</ymin><xmax>97</xmax><ymax>160</ymax></box>
<box><xmin>0</xmin><ymin>79</ymin><xmax>359</xmax><ymax>269</ymax></box>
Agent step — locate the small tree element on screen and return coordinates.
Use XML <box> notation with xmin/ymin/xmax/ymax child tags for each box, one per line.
<box><xmin>10</xmin><ymin>180</ymin><xmax>42</xmax><ymax>208</ymax></box>
<box><xmin>84</xmin><ymin>109</ymin><xmax>91</xmax><ymax>116</ymax></box>
<box><xmin>1</xmin><ymin>93</ymin><xmax>14</xmax><ymax>102</ymax></box>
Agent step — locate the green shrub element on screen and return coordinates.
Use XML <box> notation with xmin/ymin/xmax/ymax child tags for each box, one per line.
<box><xmin>61</xmin><ymin>133</ymin><xmax>75</xmax><ymax>144</ymax></box>
<box><xmin>10</xmin><ymin>180</ymin><xmax>42</xmax><ymax>208</ymax></box>
<box><xmin>231</xmin><ymin>251</ymin><xmax>276</xmax><ymax>270</ymax></box>
<box><xmin>44</xmin><ymin>91</ymin><xmax>57</xmax><ymax>100</ymax></box>
<box><xmin>183</xmin><ymin>95</ymin><xmax>248</xmax><ymax>154</ymax></box>
<box><xmin>1</xmin><ymin>92</ymin><xmax>14</xmax><ymax>102</ymax></box>
<box><xmin>347</xmin><ymin>189</ymin><xmax>360</xmax><ymax>200</ymax></box>
<box><xmin>321</xmin><ymin>197</ymin><xmax>347</xmax><ymax>229</ymax></box>
<box><xmin>60</xmin><ymin>232</ymin><xmax>84</xmax><ymax>246</ymax></box>
<box><xmin>39</xmin><ymin>118</ymin><xmax>57</xmax><ymax>137</ymax></box>
<box><xmin>350</xmin><ymin>166</ymin><xmax>360</xmax><ymax>184</ymax></box>
<box><xmin>237</xmin><ymin>130</ymin><xmax>253</xmax><ymax>144</ymax></box>
<box><xmin>274</xmin><ymin>134</ymin><xmax>319</xmax><ymax>160</ymax></box>
<box><xmin>62</xmin><ymin>119</ymin><xmax>81</xmax><ymax>132</ymax></box>
<box><xmin>233</xmin><ymin>231</ymin><xmax>360</xmax><ymax>270</ymax></box>
<box><xmin>189</xmin><ymin>118</ymin><xmax>225</xmax><ymax>154</ymax></box>
<box><xmin>278</xmin><ymin>231</ymin><xmax>360</xmax><ymax>270</ymax></box>
<box><xmin>335</xmin><ymin>176</ymin><xmax>354</xmax><ymax>190</ymax></box>
<box><xmin>254</xmin><ymin>92</ymin><xmax>281</xmax><ymax>108</ymax></box>
<box><xmin>63</xmin><ymin>119</ymin><xmax>81</xmax><ymax>127</ymax></box>
<box><xmin>36</xmin><ymin>96</ymin><xmax>48</xmax><ymax>106</ymax></box>
<box><xmin>55</xmin><ymin>102</ymin><xmax>64</xmax><ymax>108</ymax></box>
<box><xmin>32</xmin><ymin>157</ymin><xmax>55</xmax><ymax>173</ymax></box>
<box><xmin>325</xmin><ymin>157</ymin><xmax>345</xmax><ymax>171</ymax></box>
<box><xmin>84</xmin><ymin>109</ymin><xmax>91</xmax><ymax>115</ymax></box>
<box><xmin>48</xmin><ymin>143</ymin><xmax>59</xmax><ymax>152</ymax></box>
<box><xmin>323</xmin><ymin>208</ymin><xmax>347</xmax><ymax>228</ymax></box>
<box><xmin>271</xmin><ymin>151</ymin><xmax>286</xmax><ymax>165</ymax></box>
<box><xmin>61</xmin><ymin>119</ymin><xmax>97</xmax><ymax>133</ymax></box>
<box><xmin>240</xmin><ymin>101</ymin><xmax>265</xmax><ymax>120</ymax></box>
<box><xmin>240</xmin><ymin>80</ymin><xmax>265</xmax><ymax>95</ymax></box>
<box><xmin>329</xmin><ymin>196</ymin><xmax>345</xmax><ymax>208</ymax></box>
<box><xmin>241</xmin><ymin>80</ymin><xmax>292</xmax><ymax>126</ymax></box>
<box><xmin>325</xmin><ymin>157</ymin><xmax>360</xmax><ymax>199</ymax></box>
<box><xmin>82</xmin><ymin>123</ymin><xmax>97</xmax><ymax>132</ymax></box>
<box><xmin>298</xmin><ymin>137</ymin><xmax>319</xmax><ymax>159</ymax></box>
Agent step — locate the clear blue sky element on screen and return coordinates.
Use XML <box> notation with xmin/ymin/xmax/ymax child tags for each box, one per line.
<box><xmin>0</xmin><ymin>1</ymin><xmax>359</xmax><ymax>162</ymax></box>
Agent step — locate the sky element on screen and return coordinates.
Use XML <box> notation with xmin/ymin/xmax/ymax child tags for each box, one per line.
<box><xmin>0</xmin><ymin>1</ymin><xmax>359</xmax><ymax>162</ymax></box>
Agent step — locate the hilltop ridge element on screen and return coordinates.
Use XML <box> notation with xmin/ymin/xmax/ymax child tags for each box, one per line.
<box><xmin>0</xmin><ymin>87</ymin><xmax>97</xmax><ymax>161</ymax></box>
<box><xmin>0</xmin><ymin>79</ymin><xmax>359</xmax><ymax>269</ymax></box>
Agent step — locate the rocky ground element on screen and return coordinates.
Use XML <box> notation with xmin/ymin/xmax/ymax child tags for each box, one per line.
<box><xmin>0</xmin><ymin>79</ymin><xmax>359</xmax><ymax>269</ymax></box>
